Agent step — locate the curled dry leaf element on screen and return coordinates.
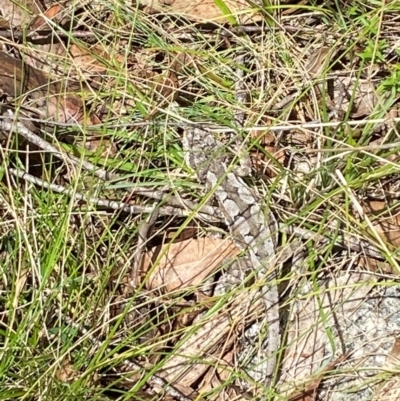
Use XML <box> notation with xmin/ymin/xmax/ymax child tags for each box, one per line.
<box><xmin>372</xmin><ymin>338</ymin><xmax>400</xmax><ymax>400</ymax></box>
<box><xmin>141</xmin><ymin>0</ymin><xmax>263</xmax><ymax>24</ymax></box>
<box><xmin>159</xmin><ymin>287</ymin><xmax>264</xmax><ymax>387</ymax></box>
<box><xmin>54</xmin><ymin>358</ymin><xmax>78</xmax><ymax>383</ymax></box>
<box><xmin>336</xmin><ymin>77</ymin><xmax>378</xmax><ymax>118</ymax></box>
<box><xmin>278</xmin><ymin>273</ymin><xmax>375</xmax><ymax>397</ymax></box>
<box><xmin>0</xmin><ymin>0</ymin><xmax>42</xmax><ymax>27</ymax></box>
<box><xmin>363</xmin><ymin>200</ymin><xmax>400</xmax><ymax>248</ymax></box>
<box><xmin>287</xmin><ymin>354</ymin><xmax>348</xmax><ymax>401</ymax></box>
<box><xmin>144</xmin><ymin>237</ymin><xmax>240</xmax><ymax>292</ymax></box>
<box><xmin>0</xmin><ymin>51</ymin><xmax>98</xmax><ymax>125</ymax></box>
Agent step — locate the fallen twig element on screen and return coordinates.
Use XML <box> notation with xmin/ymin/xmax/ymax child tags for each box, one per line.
<box><xmin>7</xmin><ymin>167</ymin><xmax>220</xmax><ymax>222</ymax></box>
<box><xmin>3</xmin><ymin>114</ymin><xmax>400</xmax><ymax>140</ymax></box>
<box><xmin>0</xmin><ymin>116</ymin><xmax>223</xmax><ymax>220</ymax></box>
<box><xmin>280</xmin><ymin>224</ymin><xmax>386</xmax><ymax>261</ymax></box>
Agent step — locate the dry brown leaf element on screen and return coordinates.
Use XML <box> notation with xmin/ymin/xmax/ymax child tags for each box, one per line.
<box><xmin>363</xmin><ymin>200</ymin><xmax>400</xmax><ymax>248</ymax></box>
<box><xmin>55</xmin><ymin>358</ymin><xmax>78</xmax><ymax>383</ymax></box>
<box><xmin>278</xmin><ymin>273</ymin><xmax>375</xmax><ymax>397</ymax></box>
<box><xmin>29</xmin><ymin>2</ymin><xmax>64</xmax><ymax>30</ymax></box>
<box><xmin>145</xmin><ymin>53</ymin><xmax>191</xmax><ymax>119</ymax></box>
<box><xmin>159</xmin><ymin>287</ymin><xmax>263</xmax><ymax>387</ymax></box>
<box><xmin>13</xmin><ymin>268</ymin><xmax>28</xmax><ymax>309</ymax></box>
<box><xmin>0</xmin><ymin>17</ymin><xmax>9</xmax><ymax>28</ymax></box>
<box><xmin>386</xmin><ymin>338</ymin><xmax>400</xmax><ymax>368</ymax></box>
<box><xmin>354</xmin><ymin>254</ymin><xmax>394</xmax><ymax>274</ymax></box>
<box><xmin>68</xmin><ymin>43</ymin><xmax>120</xmax><ymax>75</ymax></box>
<box><xmin>373</xmin><ymin>338</ymin><xmax>400</xmax><ymax>400</ymax></box>
<box><xmin>197</xmin><ymin>349</ymin><xmax>237</xmax><ymax>399</ymax></box>
<box><xmin>0</xmin><ymin>0</ymin><xmax>64</xmax><ymax>73</ymax></box>
<box><xmin>287</xmin><ymin>354</ymin><xmax>348</xmax><ymax>401</ymax></box>
<box><xmin>165</xmin><ymin>227</ymin><xmax>198</xmax><ymax>241</ymax></box>
<box><xmin>336</xmin><ymin>77</ymin><xmax>378</xmax><ymax>118</ymax></box>
<box><xmin>251</xmin><ymin>145</ymin><xmax>286</xmax><ymax>177</ymax></box>
<box><xmin>0</xmin><ymin>51</ymin><xmax>98</xmax><ymax>125</ymax></box>
<box><xmin>2</xmin><ymin>0</ymin><xmax>110</xmax><ymax>79</ymax></box>
<box><xmin>20</xmin><ymin>3</ymin><xmax>70</xmax><ymax>71</ymax></box>
<box><xmin>0</xmin><ymin>0</ymin><xmax>42</xmax><ymax>27</ymax></box>
<box><xmin>144</xmin><ymin>237</ymin><xmax>240</xmax><ymax>292</ymax></box>
<box><xmin>141</xmin><ymin>0</ymin><xmax>262</xmax><ymax>24</ymax></box>
<box><xmin>144</xmin><ymin>69</ymin><xmax>180</xmax><ymax>120</ymax></box>
<box><xmin>248</xmin><ymin>128</ymin><xmax>286</xmax><ymax>177</ymax></box>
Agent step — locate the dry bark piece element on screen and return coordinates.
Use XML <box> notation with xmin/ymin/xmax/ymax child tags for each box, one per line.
<box><xmin>144</xmin><ymin>237</ymin><xmax>240</xmax><ymax>292</ymax></box>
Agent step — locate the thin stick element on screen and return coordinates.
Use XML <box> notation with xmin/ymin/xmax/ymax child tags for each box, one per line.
<box><xmin>203</xmin><ymin>117</ymin><xmax>400</xmax><ymax>133</ymax></box>
<box><xmin>130</xmin><ymin>207</ymin><xmax>160</xmax><ymax>288</ymax></box>
<box><xmin>0</xmin><ymin>115</ymin><xmax>222</xmax><ymax>220</ymax></box>
<box><xmin>280</xmin><ymin>224</ymin><xmax>386</xmax><ymax>261</ymax></box>
<box><xmin>7</xmin><ymin>168</ymin><xmax>220</xmax><ymax>222</ymax></box>
<box><xmin>0</xmin><ymin>116</ymin><xmax>113</xmax><ymax>180</ymax></box>
<box><xmin>3</xmin><ymin>114</ymin><xmax>400</xmax><ymax>135</ymax></box>
<box><xmin>231</xmin><ymin>52</ymin><xmax>252</xmax><ymax>176</ymax></box>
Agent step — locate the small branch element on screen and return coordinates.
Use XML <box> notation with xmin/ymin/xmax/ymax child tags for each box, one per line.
<box><xmin>232</xmin><ymin>52</ymin><xmax>252</xmax><ymax>176</ymax></box>
<box><xmin>8</xmin><ymin>168</ymin><xmax>220</xmax><ymax>222</ymax></box>
<box><xmin>129</xmin><ymin>207</ymin><xmax>160</xmax><ymax>288</ymax></box>
<box><xmin>0</xmin><ymin>116</ymin><xmax>223</xmax><ymax>221</ymax></box>
<box><xmin>3</xmin><ymin>114</ymin><xmax>399</xmax><ymax>137</ymax></box>
<box><xmin>0</xmin><ymin>28</ymin><xmax>107</xmax><ymax>41</ymax></box>
<box><xmin>0</xmin><ymin>117</ymin><xmax>112</xmax><ymax>180</ymax></box>
<box><xmin>280</xmin><ymin>224</ymin><xmax>386</xmax><ymax>261</ymax></box>
<box><xmin>199</xmin><ymin>117</ymin><xmax>400</xmax><ymax>134</ymax></box>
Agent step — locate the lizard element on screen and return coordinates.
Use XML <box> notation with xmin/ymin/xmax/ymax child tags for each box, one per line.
<box><xmin>182</xmin><ymin>126</ymin><xmax>280</xmax><ymax>389</ymax></box>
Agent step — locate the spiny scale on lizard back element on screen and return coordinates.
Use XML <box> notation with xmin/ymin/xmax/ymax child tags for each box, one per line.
<box><xmin>182</xmin><ymin>126</ymin><xmax>280</xmax><ymax>388</ymax></box>
<box><xmin>183</xmin><ymin>127</ymin><xmax>277</xmax><ymax>254</ymax></box>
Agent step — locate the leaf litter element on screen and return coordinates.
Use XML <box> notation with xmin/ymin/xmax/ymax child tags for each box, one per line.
<box><xmin>1</xmin><ymin>1</ymin><xmax>400</xmax><ymax>401</ymax></box>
